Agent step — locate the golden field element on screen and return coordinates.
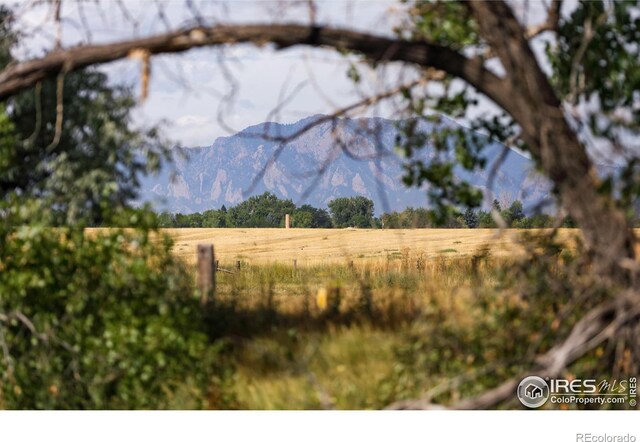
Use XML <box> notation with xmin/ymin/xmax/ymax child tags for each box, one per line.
<box><xmin>77</xmin><ymin>226</ymin><xmax>627</xmax><ymax>409</ymax></box>
<box><xmin>162</xmin><ymin>227</ymin><xmax>580</xmax><ymax>266</ymax></box>
<box><xmin>157</xmin><ymin>227</ymin><xmax>596</xmax><ymax>409</ymax></box>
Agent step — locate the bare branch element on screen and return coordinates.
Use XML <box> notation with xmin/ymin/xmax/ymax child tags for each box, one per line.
<box><xmin>0</xmin><ymin>23</ymin><xmax>507</xmax><ymax>110</ymax></box>
<box><xmin>129</xmin><ymin>48</ymin><xmax>151</xmax><ymax>102</ymax></box>
<box><xmin>0</xmin><ymin>310</ymin><xmax>76</xmax><ymax>353</ymax></box>
<box><xmin>0</xmin><ymin>323</ymin><xmax>15</xmax><ymax>380</ymax></box>
<box><xmin>115</xmin><ymin>0</ymin><xmax>140</xmax><ymax>37</ymax></box>
<box><xmin>525</xmin><ymin>0</ymin><xmax>562</xmax><ymax>39</ymax></box>
<box><xmin>21</xmin><ymin>81</ymin><xmax>42</xmax><ymax>146</ymax></box>
<box><xmin>53</xmin><ymin>0</ymin><xmax>62</xmax><ymax>50</ymax></box>
<box><xmin>242</xmin><ymin>77</ymin><xmax>425</xmax><ymax>196</ymax></box>
<box><xmin>567</xmin><ymin>10</ymin><xmax>608</xmax><ymax>103</ymax></box>
<box><xmin>45</xmin><ymin>72</ymin><xmax>64</xmax><ymax>152</ymax></box>
<box><xmin>387</xmin><ymin>292</ymin><xmax>640</xmax><ymax>410</ymax></box>
<box><xmin>76</xmin><ymin>0</ymin><xmax>93</xmax><ymax>42</ymax></box>
<box><xmin>154</xmin><ymin>0</ymin><xmax>173</xmax><ymax>33</ymax></box>
<box><xmin>306</xmin><ymin>0</ymin><xmax>317</xmax><ymax>25</ymax></box>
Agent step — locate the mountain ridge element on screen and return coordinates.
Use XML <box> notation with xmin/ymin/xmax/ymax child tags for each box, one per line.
<box><xmin>138</xmin><ymin>115</ymin><xmax>549</xmax><ymax>215</ymax></box>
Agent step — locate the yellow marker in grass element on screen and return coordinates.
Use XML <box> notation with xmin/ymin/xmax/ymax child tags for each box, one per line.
<box><xmin>316</xmin><ymin>287</ymin><xmax>328</xmax><ymax>310</ymax></box>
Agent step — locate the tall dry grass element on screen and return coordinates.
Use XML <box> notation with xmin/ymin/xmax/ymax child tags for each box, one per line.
<box><xmin>197</xmin><ymin>248</ymin><xmax>558</xmax><ymax>409</ymax></box>
<box><xmin>170</xmin><ymin>229</ymin><xmax>621</xmax><ymax>410</ymax></box>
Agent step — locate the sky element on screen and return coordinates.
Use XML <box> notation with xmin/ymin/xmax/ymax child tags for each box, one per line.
<box><xmin>5</xmin><ymin>0</ymin><xmax>414</xmax><ymax>146</ymax></box>
<box><xmin>3</xmin><ymin>0</ymin><xmax>556</xmax><ymax>148</ymax></box>
<box><xmin>110</xmin><ymin>1</ymin><xmax>413</xmax><ymax>146</ymax></box>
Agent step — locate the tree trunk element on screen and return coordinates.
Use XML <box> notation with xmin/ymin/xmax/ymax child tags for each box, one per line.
<box><xmin>469</xmin><ymin>1</ymin><xmax>637</xmax><ymax>284</ymax></box>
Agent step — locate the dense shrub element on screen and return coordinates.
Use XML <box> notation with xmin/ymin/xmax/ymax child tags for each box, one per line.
<box><xmin>0</xmin><ymin>222</ymin><xmax>225</xmax><ymax>409</ymax></box>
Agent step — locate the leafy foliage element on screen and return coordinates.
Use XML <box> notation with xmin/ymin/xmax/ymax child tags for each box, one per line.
<box><xmin>0</xmin><ymin>10</ymin><xmax>228</xmax><ymax>409</ymax></box>
<box><xmin>395</xmin><ymin>114</ymin><xmax>486</xmax><ymax>225</ymax></box>
<box><xmin>381</xmin><ymin>207</ymin><xmax>433</xmax><ymax>228</ymax></box>
<box><xmin>0</xmin><ymin>225</ymin><xmax>224</xmax><ymax>409</ymax></box>
<box><xmin>550</xmin><ymin>2</ymin><xmax>640</xmax><ymax>117</ymax></box>
<box><xmin>156</xmin><ymin>195</ymin><xmax>557</xmax><ymax>230</ymax></box>
<box><xmin>403</xmin><ymin>1</ymin><xmax>478</xmax><ymax>48</ymax></box>
<box><xmin>4</xmin><ymin>71</ymin><xmax>167</xmax><ymax>226</ymax></box>
<box><xmin>226</xmin><ymin>192</ymin><xmax>296</xmax><ymax>228</ymax></box>
<box><xmin>395</xmin><ymin>0</ymin><xmax>640</xmax><ymax>222</ymax></box>
<box><xmin>292</xmin><ymin>204</ymin><xmax>332</xmax><ymax>228</ymax></box>
<box><xmin>328</xmin><ymin>196</ymin><xmax>375</xmax><ymax>228</ymax></box>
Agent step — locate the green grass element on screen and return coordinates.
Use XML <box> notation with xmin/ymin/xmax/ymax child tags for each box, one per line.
<box><xmin>233</xmin><ymin>327</ymin><xmax>402</xmax><ymax>409</ymax></box>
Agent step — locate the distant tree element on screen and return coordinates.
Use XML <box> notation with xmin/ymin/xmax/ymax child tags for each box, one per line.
<box><xmin>398</xmin><ymin>207</ymin><xmax>415</xmax><ymax>228</ymax></box>
<box><xmin>157</xmin><ymin>211</ymin><xmax>176</xmax><ymax>227</ymax></box>
<box><xmin>188</xmin><ymin>212</ymin><xmax>203</xmax><ymax>227</ymax></box>
<box><xmin>562</xmin><ymin>216</ymin><xmax>577</xmax><ymax>228</ymax></box>
<box><xmin>381</xmin><ymin>211</ymin><xmax>401</xmax><ymax>229</ymax></box>
<box><xmin>226</xmin><ymin>192</ymin><xmax>295</xmax><ymax>227</ymax></box>
<box><xmin>172</xmin><ymin>212</ymin><xmax>207</xmax><ymax>227</ymax></box>
<box><xmin>352</xmin><ymin>214</ymin><xmax>373</xmax><ymax>228</ymax></box>
<box><xmin>448</xmin><ymin>214</ymin><xmax>465</xmax><ymax>228</ymax></box>
<box><xmin>528</xmin><ymin>214</ymin><xmax>552</xmax><ymax>228</ymax></box>
<box><xmin>477</xmin><ymin>210</ymin><xmax>495</xmax><ymax>228</ymax></box>
<box><xmin>464</xmin><ymin>208</ymin><xmax>479</xmax><ymax>228</ymax></box>
<box><xmin>381</xmin><ymin>208</ymin><xmax>433</xmax><ymax>229</ymax></box>
<box><xmin>292</xmin><ymin>210</ymin><xmax>313</xmax><ymax>228</ymax></box>
<box><xmin>502</xmin><ymin>200</ymin><xmax>525</xmax><ymax>226</ymax></box>
<box><xmin>174</xmin><ymin>213</ymin><xmax>189</xmax><ymax>227</ymax></box>
<box><xmin>293</xmin><ymin>204</ymin><xmax>332</xmax><ymax>228</ymax></box>
<box><xmin>328</xmin><ymin>196</ymin><xmax>374</xmax><ymax>228</ymax></box>
<box><xmin>202</xmin><ymin>209</ymin><xmax>226</xmax><ymax>227</ymax></box>
<box><xmin>327</xmin><ymin>198</ymin><xmax>350</xmax><ymax>227</ymax></box>
<box><xmin>412</xmin><ymin>208</ymin><xmax>431</xmax><ymax>228</ymax></box>
<box><xmin>510</xmin><ymin>200</ymin><xmax>525</xmax><ymax>222</ymax></box>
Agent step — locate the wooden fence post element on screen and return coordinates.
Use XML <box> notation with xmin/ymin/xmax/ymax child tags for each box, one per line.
<box><xmin>285</xmin><ymin>213</ymin><xmax>291</xmax><ymax>229</ymax></box>
<box><xmin>197</xmin><ymin>244</ymin><xmax>215</xmax><ymax>306</ymax></box>
<box><xmin>293</xmin><ymin>259</ymin><xmax>297</xmax><ymax>271</ymax></box>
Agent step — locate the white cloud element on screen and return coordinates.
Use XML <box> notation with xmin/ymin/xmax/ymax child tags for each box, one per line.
<box><xmin>176</xmin><ymin>115</ymin><xmax>210</xmax><ymax>127</ymax></box>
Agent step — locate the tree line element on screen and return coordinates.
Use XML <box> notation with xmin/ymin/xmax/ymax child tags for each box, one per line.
<box><xmin>156</xmin><ymin>192</ymin><xmax>567</xmax><ymax>229</ymax></box>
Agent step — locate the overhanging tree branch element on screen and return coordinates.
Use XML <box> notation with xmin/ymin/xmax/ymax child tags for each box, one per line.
<box><xmin>387</xmin><ymin>291</ymin><xmax>640</xmax><ymax>410</ymax></box>
<box><xmin>0</xmin><ymin>23</ymin><xmax>508</xmax><ymax>108</ymax></box>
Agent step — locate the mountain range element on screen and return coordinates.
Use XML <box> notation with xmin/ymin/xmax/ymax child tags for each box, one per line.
<box><xmin>138</xmin><ymin>115</ymin><xmax>552</xmax><ymax>215</ymax></box>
